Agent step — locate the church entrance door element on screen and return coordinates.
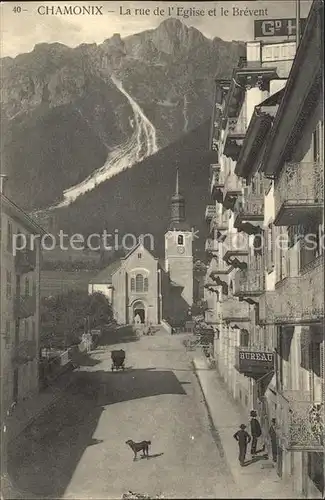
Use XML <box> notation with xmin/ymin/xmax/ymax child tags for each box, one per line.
<box><xmin>133</xmin><ymin>301</ymin><xmax>145</xmax><ymax>324</ymax></box>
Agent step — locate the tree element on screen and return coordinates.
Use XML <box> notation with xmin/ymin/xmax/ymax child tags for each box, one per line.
<box><xmin>40</xmin><ymin>290</ymin><xmax>113</xmax><ymax>349</ymax></box>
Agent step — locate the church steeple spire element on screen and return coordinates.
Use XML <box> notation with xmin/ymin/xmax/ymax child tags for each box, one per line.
<box><xmin>169</xmin><ymin>167</ymin><xmax>187</xmax><ymax>229</ymax></box>
<box><xmin>175</xmin><ymin>167</ymin><xmax>179</xmax><ymax>195</ymax></box>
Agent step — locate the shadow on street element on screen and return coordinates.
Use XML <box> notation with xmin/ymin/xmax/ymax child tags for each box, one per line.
<box><xmin>243</xmin><ymin>454</ymin><xmax>269</xmax><ymax>467</ymax></box>
<box><xmin>99</xmin><ymin>325</ymin><xmax>139</xmax><ymax>346</ymax></box>
<box><xmin>8</xmin><ymin>367</ymin><xmax>187</xmax><ymax>499</ymax></box>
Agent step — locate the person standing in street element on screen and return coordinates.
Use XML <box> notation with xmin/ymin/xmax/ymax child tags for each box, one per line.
<box><xmin>250</xmin><ymin>410</ymin><xmax>262</xmax><ymax>455</ymax></box>
<box><xmin>269</xmin><ymin>418</ymin><xmax>277</xmax><ymax>462</ymax></box>
<box><xmin>233</xmin><ymin>424</ymin><xmax>251</xmax><ymax>466</ymax></box>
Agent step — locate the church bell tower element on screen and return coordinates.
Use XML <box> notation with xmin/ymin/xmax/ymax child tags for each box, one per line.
<box><xmin>164</xmin><ymin>168</ymin><xmax>193</xmax><ymax>308</ymax></box>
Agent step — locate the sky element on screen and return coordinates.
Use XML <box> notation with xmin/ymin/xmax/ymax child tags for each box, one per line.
<box><xmin>1</xmin><ymin>0</ymin><xmax>313</xmax><ymax>58</ymax></box>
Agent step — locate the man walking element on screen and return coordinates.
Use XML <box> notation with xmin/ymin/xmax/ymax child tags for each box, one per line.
<box><xmin>250</xmin><ymin>410</ymin><xmax>262</xmax><ymax>455</ymax></box>
<box><xmin>233</xmin><ymin>424</ymin><xmax>251</xmax><ymax>466</ymax></box>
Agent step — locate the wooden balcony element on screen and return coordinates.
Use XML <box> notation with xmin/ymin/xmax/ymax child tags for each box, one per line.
<box><xmin>222</xmin><ymin>173</ymin><xmax>243</xmax><ymax>210</ymax></box>
<box><xmin>14</xmin><ymin>294</ymin><xmax>36</xmax><ymax>319</ymax></box>
<box><xmin>205</xmin><ymin>238</ymin><xmax>218</xmax><ymax>256</ymax></box>
<box><xmin>277</xmin><ymin>390</ymin><xmax>324</xmax><ymax>451</ymax></box>
<box><xmin>233</xmin><ymin>191</ymin><xmax>264</xmax><ymax>234</ymax></box>
<box><xmin>211</xmin><ymin>169</ymin><xmax>225</xmax><ymax>203</ymax></box>
<box><xmin>15</xmin><ymin>248</ymin><xmax>36</xmax><ymax>274</ymax></box>
<box><xmin>222</xmin><ymin>297</ymin><xmax>250</xmax><ymax>323</ymax></box>
<box><xmin>205</xmin><ymin>205</ymin><xmax>216</xmax><ymax>222</ymax></box>
<box><xmin>227</xmin><ymin>116</ymin><xmax>247</xmax><ymax>139</ymax></box>
<box><xmin>258</xmin><ymin>256</ymin><xmax>324</xmax><ymax>325</ymax></box>
<box><xmin>210</xmin><ymin>261</ymin><xmax>230</xmax><ymax>294</ymax></box>
<box><xmin>222</xmin><ymin>232</ymin><xmax>248</xmax><ymax>268</ymax></box>
<box><xmin>210</xmin><ymin>212</ymin><xmax>229</xmax><ymax>233</ymax></box>
<box><xmin>235</xmin><ymin>346</ymin><xmax>274</xmax><ymax>379</ymax></box>
<box><xmin>12</xmin><ymin>340</ymin><xmax>37</xmax><ymax>365</ymax></box>
<box><xmin>204</xmin><ymin>281</ymin><xmax>219</xmax><ymax>294</ymax></box>
<box><xmin>234</xmin><ymin>269</ymin><xmax>265</xmax><ymax>302</ymax></box>
<box><xmin>274</xmin><ymin>162</ymin><xmax>324</xmax><ymax>226</ymax></box>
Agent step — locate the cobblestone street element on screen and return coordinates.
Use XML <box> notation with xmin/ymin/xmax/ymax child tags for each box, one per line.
<box><xmin>7</xmin><ymin>332</ymin><xmax>235</xmax><ymax>499</ymax></box>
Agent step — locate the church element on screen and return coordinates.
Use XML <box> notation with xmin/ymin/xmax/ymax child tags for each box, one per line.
<box><xmin>88</xmin><ymin>171</ymin><xmax>194</xmax><ymax>326</ymax></box>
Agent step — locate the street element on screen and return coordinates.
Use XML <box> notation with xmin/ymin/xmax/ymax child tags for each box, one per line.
<box><xmin>8</xmin><ymin>331</ymin><xmax>235</xmax><ymax>499</ymax></box>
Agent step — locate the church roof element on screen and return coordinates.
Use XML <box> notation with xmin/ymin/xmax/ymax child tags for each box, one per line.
<box><xmin>168</xmin><ymin>221</ymin><xmax>191</xmax><ymax>231</ymax></box>
<box><xmin>121</xmin><ymin>242</ymin><xmax>159</xmax><ymax>261</ymax></box>
<box><xmin>89</xmin><ymin>259</ymin><xmax>122</xmax><ymax>284</ymax></box>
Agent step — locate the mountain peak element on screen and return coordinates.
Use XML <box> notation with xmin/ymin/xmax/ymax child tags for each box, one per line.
<box><xmin>149</xmin><ymin>17</ymin><xmax>205</xmax><ymax>55</ymax></box>
<box><xmin>158</xmin><ymin>17</ymin><xmax>184</xmax><ymax>29</ymax></box>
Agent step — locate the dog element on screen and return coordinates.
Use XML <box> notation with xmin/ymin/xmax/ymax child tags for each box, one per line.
<box><xmin>125</xmin><ymin>439</ymin><xmax>151</xmax><ymax>460</ymax></box>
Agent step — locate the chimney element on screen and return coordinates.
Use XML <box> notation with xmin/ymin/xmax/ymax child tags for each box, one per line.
<box><xmin>0</xmin><ymin>174</ymin><xmax>8</xmax><ymax>195</ymax></box>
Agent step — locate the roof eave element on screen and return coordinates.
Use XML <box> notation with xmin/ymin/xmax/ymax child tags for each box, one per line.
<box><xmin>235</xmin><ymin>111</ymin><xmax>272</xmax><ymax>178</ymax></box>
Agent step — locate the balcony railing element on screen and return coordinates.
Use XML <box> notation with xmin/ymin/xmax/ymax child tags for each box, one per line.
<box><xmin>211</xmin><ymin>170</ymin><xmax>225</xmax><ymax>201</ymax></box>
<box><xmin>274</xmin><ymin>162</ymin><xmax>324</xmax><ymax>226</ymax></box>
<box><xmin>234</xmin><ymin>269</ymin><xmax>265</xmax><ymax>297</ymax></box>
<box><xmin>277</xmin><ymin>390</ymin><xmax>324</xmax><ymax>451</ymax></box>
<box><xmin>223</xmin><ymin>232</ymin><xmax>249</xmax><ymax>267</ymax></box>
<box><xmin>210</xmin><ymin>163</ymin><xmax>221</xmax><ymax>179</ymax></box>
<box><xmin>235</xmin><ymin>346</ymin><xmax>274</xmax><ymax>378</ymax></box>
<box><xmin>14</xmin><ymin>294</ymin><xmax>37</xmax><ymax>319</ymax></box>
<box><xmin>210</xmin><ymin>211</ymin><xmax>228</xmax><ymax>234</ymax></box>
<box><xmin>222</xmin><ymin>173</ymin><xmax>243</xmax><ymax>209</ymax></box>
<box><xmin>227</xmin><ymin>116</ymin><xmax>247</xmax><ymax>138</ymax></box>
<box><xmin>258</xmin><ymin>256</ymin><xmax>324</xmax><ymax>325</ymax></box>
<box><xmin>233</xmin><ymin>192</ymin><xmax>264</xmax><ymax>232</ymax></box>
<box><xmin>222</xmin><ymin>297</ymin><xmax>250</xmax><ymax>322</ymax></box>
<box><xmin>15</xmin><ymin>248</ymin><xmax>36</xmax><ymax>274</ymax></box>
<box><xmin>223</xmin><ymin>173</ymin><xmax>242</xmax><ymax>196</ymax></box>
<box><xmin>12</xmin><ymin>339</ymin><xmax>37</xmax><ymax>365</ymax></box>
<box><xmin>205</xmin><ymin>205</ymin><xmax>216</xmax><ymax>221</ymax></box>
<box><xmin>205</xmin><ymin>238</ymin><xmax>218</xmax><ymax>255</ymax></box>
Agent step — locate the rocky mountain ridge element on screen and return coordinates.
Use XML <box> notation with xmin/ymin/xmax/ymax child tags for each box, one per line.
<box><xmin>1</xmin><ymin>18</ymin><xmax>244</xmax><ymax>211</ymax></box>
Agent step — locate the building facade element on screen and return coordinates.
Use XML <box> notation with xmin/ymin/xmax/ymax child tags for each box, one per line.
<box><xmin>204</xmin><ymin>1</ymin><xmax>324</xmax><ymax>497</ymax></box>
<box><xmin>1</xmin><ymin>178</ymin><xmax>44</xmax><ymax>417</ymax></box>
<box><xmin>89</xmin><ymin>171</ymin><xmax>194</xmax><ymax>326</ymax></box>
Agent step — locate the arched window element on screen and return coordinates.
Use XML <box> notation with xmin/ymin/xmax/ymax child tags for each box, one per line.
<box><xmin>177</xmin><ymin>234</ymin><xmax>184</xmax><ymax>245</ymax></box>
<box><xmin>144</xmin><ymin>277</ymin><xmax>148</xmax><ymax>292</ymax></box>
<box><xmin>240</xmin><ymin>329</ymin><xmax>249</xmax><ymax>347</ymax></box>
<box><xmin>135</xmin><ymin>274</ymin><xmax>144</xmax><ymax>292</ymax></box>
<box><xmin>130</xmin><ymin>278</ymin><xmax>135</xmax><ymax>291</ymax></box>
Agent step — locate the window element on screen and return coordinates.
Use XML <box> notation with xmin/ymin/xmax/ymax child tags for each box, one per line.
<box><xmin>130</xmin><ymin>277</ymin><xmax>135</xmax><ymax>291</ymax></box>
<box><xmin>144</xmin><ymin>277</ymin><xmax>148</xmax><ymax>292</ymax></box>
<box><xmin>5</xmin><ymin>320</ymin><xmax>11</xmax><ymax>348</ymax></box>
<box><xmin>266</xmin><ymin>224</ymin><xmax>274</xmax><ymax>272</ymax></box>
<box><xmin>137</xmin><ymin>253</ymin><xmax>142</xmax><ymax>259</ymax></box>
<box><xmin>313</xmin><ymin>124</ymin><xmax>321</xmax><ymax>162</ymax></box>
<box><xmin>7</xmin><ymin>221</ymin><xmax>12</xmax><ymax>253</ymax></box>
<box><xmin>135</xmin><ymin>274</ymin><xmax>144</xmax><ymax>292</ymax></box>
<box><xmin>15</xmin><ymin>320</ymin><xmax>20</xmax><ymax>346</ymax></box>
<box><xmin>177</xmin><ymin>235</ymin><xmax>184</xmax><ymax>245</ymax></box>
<box><xmin>24</xmin><ymin>277</ymin><xmax>29</xmax><ymax>297</ymax></box>
<box><xmin>24</xmin><ymin>319</ymin><xmax>29</xmax><ymax>339</ymax></box>
<box><xmin>6</xmin><ymin>271</ymin><xmax>12</xmax><ymax>299</ymax></box>
<box><xmin>299</xmin><ymin>221</ymin><xmax>323</xmax><ymax>270</ymax></box>
<box><xmin>240</xmin><ymin>329</ymin><xmax>249</xmax><ymax>347</ymax></box>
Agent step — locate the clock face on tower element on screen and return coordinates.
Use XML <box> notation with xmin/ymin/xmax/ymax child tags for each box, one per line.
<box><xmin>177</xmin><ymin>246</ymin><xmax>185</xmax><ymax>254</ymax></box>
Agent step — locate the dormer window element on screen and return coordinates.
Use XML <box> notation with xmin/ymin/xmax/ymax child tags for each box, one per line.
<box><xmin>177</xmin><ymin>235</ymin><xmax>184</xmax><ymax>245</ymax></box>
